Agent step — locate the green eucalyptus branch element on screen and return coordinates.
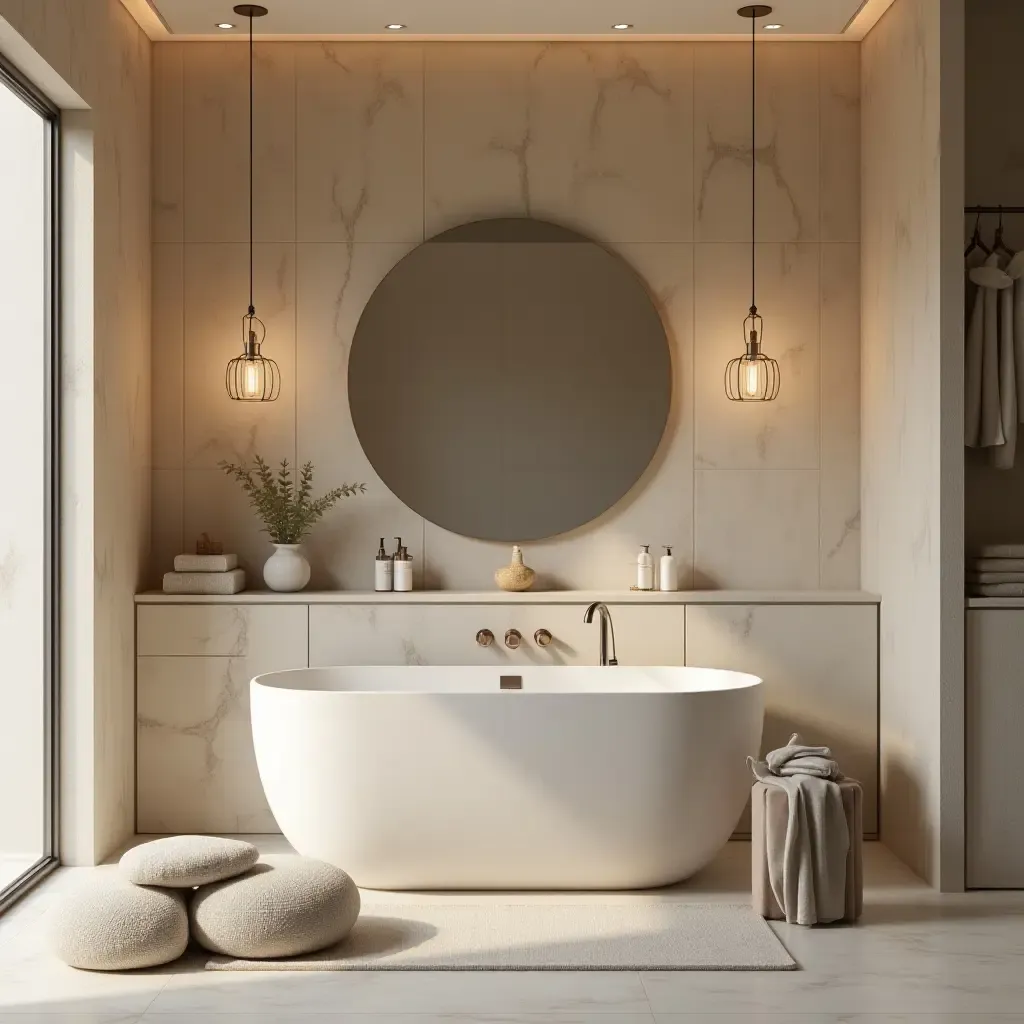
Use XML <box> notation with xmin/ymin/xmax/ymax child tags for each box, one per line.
<box><xmin>219</xmin><ymin>455</ymin><xmax>366</xmax><ymax>545</ymax></box>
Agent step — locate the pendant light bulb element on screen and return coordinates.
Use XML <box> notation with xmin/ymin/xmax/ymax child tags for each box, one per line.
<box><xmin>225</xmin><ymin>4</ymin><xmax>281</xmax><ymax>402</ymax></box>
<box><xmin>725</xmin><ymin>6</ymin><xmax>780</xmax><ymax>403</ymax></box>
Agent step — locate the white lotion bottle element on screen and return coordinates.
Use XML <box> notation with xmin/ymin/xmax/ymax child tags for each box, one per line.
<box><xmin>637</xmin><ymin>544</ymin><xmax>654</xmax><ymax>591</ymax></box>
<box><xmin>375</xmin><ymin>537</ymin><xmax>393</xmax><ymax>592</ymax></box>
<box><xmin>659</xmin><ymin>545</ymin><xmax>679</xmax><ymax>592</ymax></box>
<box><xmin>393</xmin><ymin>537</ymin><xmax>413</xmax><ymax>592</ymax></box>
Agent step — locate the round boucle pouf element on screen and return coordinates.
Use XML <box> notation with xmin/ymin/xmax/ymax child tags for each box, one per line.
<box><xmin>50</xmin><ymin>876</ymin><xmax>188</xmax><ymax>971</ymax></box>
<box><xmin>120</xmin><ymin>835</ymin><xmax>259</xmax><ymax>888</ymax></box>
<box><xmin>190</xmin><ymin>856</ymin><xmax>360</xmax><ymax>959</ymax></box>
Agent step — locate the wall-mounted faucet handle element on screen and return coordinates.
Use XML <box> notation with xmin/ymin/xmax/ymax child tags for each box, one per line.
<box><xmin>504</xmin><ymin>628</ymin><xmax>523</xmax><ymax>650</ymax></box>
<box><xmin>476</xmin><ymin>629</ymin><xmax>494</xmax><ymax>647</ymax></box>
<box><xmin>534</xmin><ymin>628</ymin><xmax>553</xmax><ymax>647</ymax></box>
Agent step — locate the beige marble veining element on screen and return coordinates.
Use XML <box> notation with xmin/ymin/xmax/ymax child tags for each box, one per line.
<box><xmin>150</xmin><ymin>40</ymin><xmax>861</xmax><ymax>593</ymax></box>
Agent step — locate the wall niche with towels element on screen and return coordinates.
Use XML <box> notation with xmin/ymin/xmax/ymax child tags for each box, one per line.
<box><xmin>348</xmin><ymin>217</ymin><xmax>672</xmax><ymax>542</ymax></box>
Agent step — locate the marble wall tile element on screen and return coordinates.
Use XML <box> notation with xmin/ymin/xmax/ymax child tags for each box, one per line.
<box><xmin>295</xmin><ymin>242</ymin><xmax>425</xmax><ymax>590</ymax></box>
<box><xmin>685</xmin><ymin>603</ymin><xmax>878</xmax><ymax>832</ymax></box>
<box><xmin>181</xmin><ymin>468</ymin><xmax>277</xmax><ymax>582</ymax></box>
<box><xmin>151</xmin><ymin>243</ymin><xmax>183</xmax><ymax>469</ymax></box>
<box><xmin>820</xmin><ymin>43</ymin><xmax>861</xmax><ymax>243</ymax></box>
<box><xmin>154</xmin><ymin>41</ymin><xmax>861</xmax><ymax>595</ymax></box>
<box><xmin>182</xmin><ymin>43</ymin><xmax>296</xmax><ymax>244</ymax></box>
<box><xmin>819</xmin><ymin>243</ymin><xmax>861</xmax><ymax>588</ymax></box>
<box><xmin>424</xmin><ymin>42</ymin><xmax>694</xmax><ymax>244</ymax></box>
<box><xmin>152</xmin><ymin>43</ymin><xmax>183</xmax><ymax>242</ymax></box>
<box><xmin>150</xmin><ymin>468</ymin><xmax>183</xmax><ymax>582</ymax></box>
<box><xmin>694</xmin><ymin>469</ymin><xmax>820</xmax><ymax>589</ymax></box>
<box><xmin>182</xmin><ymin>242</ymin><xmax>296</xmax><ymax>469</ymax></box>
<box><xmin>296</xmin><ymin>43</ymin><xmax>424</xmax><ymax>244</ymax></box>
<box><xmin>695</xmin><ymin>43</ymin><xmax>819</xmax><ymax>244</ymax></box>
<box><xmin>694</xmin><ymin>243</ymin><xmax>820</xmax><ymax>470</ymax></box>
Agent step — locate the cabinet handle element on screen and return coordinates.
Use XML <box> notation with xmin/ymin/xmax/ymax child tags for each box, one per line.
<box><xmin>534</xmin><ymin>628</ymin><xmax>553</xmax><ymax>647</ymax></box>
<box><xmin>504</xmin><ymin>629</ymin><xmax>523</xmax><ymax>650</ymax></box>
<box><xmin>476</xmin><ymin>629</ymin><xmax>494</xmax><ymax>647</ymax></box>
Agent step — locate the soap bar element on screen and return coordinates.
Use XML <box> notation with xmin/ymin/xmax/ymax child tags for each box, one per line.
<box><xmin>163</xmin><ymin>569</ymin><xmax>246</xmax><ymax>595</ymax></box>
<box><xmin>174</xmin><ymin>553</ymin><xmax>239</xmax><ymax>573</ymax></box>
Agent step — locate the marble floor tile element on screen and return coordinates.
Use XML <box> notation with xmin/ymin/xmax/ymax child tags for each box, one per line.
<box><xmin>146</xmin><ymin>970</ymin><xmax>652</xmax><ymax>1016</ymax></box>
<box><xmin>4</xmin><ymin>845</ymin><xmax>1024</xmax><ymax>1020</ymax></box>
<box><xmin>143</xmin><ymin>1016</ymin><xmax>654</xmax><ymax>1024</ymax></box>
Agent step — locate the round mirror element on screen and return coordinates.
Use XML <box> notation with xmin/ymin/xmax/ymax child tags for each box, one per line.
<box><xmin>349</xmin><ymin>218</ymin><xmax>671</xmax><ymax>542</ymax></box>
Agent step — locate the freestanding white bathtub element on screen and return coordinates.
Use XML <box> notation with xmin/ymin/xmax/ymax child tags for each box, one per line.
<box><xmin>251</xmin><ymin>666</ymin><xmax>763</xmax><ymax>891</ymax></box>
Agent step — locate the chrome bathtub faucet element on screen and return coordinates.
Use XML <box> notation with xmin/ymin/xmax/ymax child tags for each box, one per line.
<box><xmin>583</xmin><ymin>602</ymin><xmax>619</xmax><ymax>666</ymax></box>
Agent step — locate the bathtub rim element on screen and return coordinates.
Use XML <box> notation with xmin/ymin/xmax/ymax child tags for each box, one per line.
<box><xmin>251</xmin><ymin>664</ymin><xmax>764</xmax><ymax>696</ymax></box>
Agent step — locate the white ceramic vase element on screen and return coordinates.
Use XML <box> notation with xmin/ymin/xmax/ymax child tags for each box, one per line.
<box><xmin>263</xmin><ymin>543</ymin><xmax>311</xmax><ymax>592</ymax></box>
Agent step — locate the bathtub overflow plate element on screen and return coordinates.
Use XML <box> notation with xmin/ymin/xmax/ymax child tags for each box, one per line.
<box><xmin>500</xmin><ymin>675</ymin><xmax>523</xmax><ymax>690</ymax></box>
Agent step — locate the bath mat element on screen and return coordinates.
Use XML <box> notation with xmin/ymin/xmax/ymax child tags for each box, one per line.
<box><xmin>204</xmin><ymin>902</ymin><xmax>796</xmax><ymax>971</ymax></box>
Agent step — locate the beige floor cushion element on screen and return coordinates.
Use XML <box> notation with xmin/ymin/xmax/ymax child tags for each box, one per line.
<box><xmin>50</xmin><ymin>877</ymin><xmax>188</xmax><ymax>971</ymax></box>
<box><xmin>120</xmin><ymin>835</ymin><xmax>258</xmax><ymax>888</ymax></box>
<box><xmin>190</xmin><ymin>856</ymin><xmax>360</xmax><ymax>959</ymax></box>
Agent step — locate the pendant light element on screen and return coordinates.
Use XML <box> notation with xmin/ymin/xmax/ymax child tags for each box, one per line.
<box><xmin>225</xmin><ymin>3</ymin><xmax>281</xmax><ymax>402</ymax></box>
<box><xmin>725</xmin><ymin>5</ymin><xmax>780</xmax><ymax>403</ymax></box>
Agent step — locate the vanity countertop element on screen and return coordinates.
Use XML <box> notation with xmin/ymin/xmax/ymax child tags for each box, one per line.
<box><xmin>136</xmin><ymin>589</ymin><xmax>880</xmax><ymax>605</ymax></box>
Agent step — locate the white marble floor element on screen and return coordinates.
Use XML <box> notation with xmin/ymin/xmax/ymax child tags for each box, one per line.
<box><xmin>1</xmin><ymin>838</ymin><xmax>1023</xmax><ymax>1024</ymax></box>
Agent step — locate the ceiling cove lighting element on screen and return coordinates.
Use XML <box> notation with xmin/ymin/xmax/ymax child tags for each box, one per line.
<box><xmin>725</xmin><ymin>5</ymin><xmax>780</xmax><ymax>403</ymax></box>
<box><xmin>225</xmin><ymin>4</ymin><xmax>281</xmax><ymax>403</ymax></box>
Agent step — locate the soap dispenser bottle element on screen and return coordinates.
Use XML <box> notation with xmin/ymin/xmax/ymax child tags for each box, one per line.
<box><xmin>637</xmin><ymin>545</ymin><xmax>654</xmax><ymax>591</ymax></box>
<box><xmin>375</xmin><ymin>537</ymin><xmax>393</xmax><ymax>592</ymax></box>
<box><xmin>393</xmin><ymin>537</ymin><xmax>413</xmax><ymax>592</ymax></box>
<box><xmin>659</xmin><ymin>545</ymin><xmax>679</xmax><ymax>592</ymax></box>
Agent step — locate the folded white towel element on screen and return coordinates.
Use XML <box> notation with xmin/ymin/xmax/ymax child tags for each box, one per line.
<box><xmin>970</xmin><ymin>558</ymin><xmax>1024</xmax><ymax>572</ymax></box>
<box><xmin>174</xmin><ymin>553</ymin><xmax>239</xmax><ymax>572</ymax></box>
<box><xmin>968</xmin><ymin>572</ymin><xmax>1024</xmax><ymax>584</ymax></box>
<box><xmin>978</xmin><ymin>543</ymin><xmax>1024</xmax><ymax>559</ymax></box>
<box><xmin>777</xmin><ymin>755</ymin><xmax>843</xmax><ymax>781</ymax></box>
<box><xmin>968</xmin><ymin>583</ymin><xmax>1024</xmax><ymax>597</ymax></box>
<box><xmin>163</xmin><ymin>569</ymin><xmax>246</xmax><ymax>595</ymax></box>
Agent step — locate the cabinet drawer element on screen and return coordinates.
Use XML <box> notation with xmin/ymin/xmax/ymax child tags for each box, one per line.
<box><xmin>137</xmin><ymin>605</ymin><xmax>307</xmax><ymax>659</ymax></box>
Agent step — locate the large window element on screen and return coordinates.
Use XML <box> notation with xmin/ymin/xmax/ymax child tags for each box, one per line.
<box><xmin>0</xmin><ymin>57</ymin><xmax>59</xmax><ymax>907</ymax></box>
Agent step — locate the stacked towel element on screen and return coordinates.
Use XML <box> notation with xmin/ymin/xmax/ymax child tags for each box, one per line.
<box><xmin>967</xmin><ymin>545</ymin><xmax>1024</xmax><ymax>597</ymax></box>
<box><xmin>748</xmin><ymin>734</ymin><xmax>850</xmax><ymax>926</ymax></box>
<box><xmin>163</xmin><ymin>553</ymin><xmax>246</xmax><ymax>595</ymax></box>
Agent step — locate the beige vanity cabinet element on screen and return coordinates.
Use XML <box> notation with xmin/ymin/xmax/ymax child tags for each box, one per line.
<box><xmin>136</xmin><ymin>605</ymin><xmax>307</xmax><ymax>833</ymax></box>
<box><xmin>966</xmin><ymin>608</ymin><xmax>1024</xmax><ymax>888</ymax></box>
<box><xmin>684</xmin><ymin>603</ymin><xmax>879</xmax><ymax>835</ymax></box>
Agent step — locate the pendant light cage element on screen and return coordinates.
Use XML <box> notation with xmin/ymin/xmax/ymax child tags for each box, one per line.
<box><xmin>725</xmin><ymin>308</ymin><xmax>780</xmax><ymax>402</ymax></box>
<box><xmin>226</xmin><ymin>310</ymin><xmax>281</xmax><ymax>401</ymax></box>
<box><xmin>726</xmin><ymin>4</ymin><xmax>781</xmax><ymax>403</ymax></box>
<box><xmin>226</xmin><ymin>3</ymin><xmax>277</xmax><ymax>402</ymax></box>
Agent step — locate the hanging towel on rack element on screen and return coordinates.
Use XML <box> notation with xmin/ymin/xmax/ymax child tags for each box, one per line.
<box><xmin>966</xmin><ymin>255</ymin><xmax>1013</xmax><ymax>449</ymax></box>
<box><xmin>991</xmin><ymin>251</ymin><xmax>1024</xmax><ymax>468</ymax></box>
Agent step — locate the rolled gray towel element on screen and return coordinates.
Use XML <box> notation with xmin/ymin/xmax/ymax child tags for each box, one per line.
<box><xmin>765</xmin><ymin>733</ymin><xmax>834</xmax><ymax>774</ymax></box>
<box><xmin>777</xmin><ymin>754</ymin><xmax>843</xmax><ymax>781</ymax></box>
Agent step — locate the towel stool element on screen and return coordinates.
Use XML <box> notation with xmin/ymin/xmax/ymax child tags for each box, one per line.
<box><xmin>752</xmin><ymin>777</ymin><xmax>864</xmax><ymax>923</ymax></box>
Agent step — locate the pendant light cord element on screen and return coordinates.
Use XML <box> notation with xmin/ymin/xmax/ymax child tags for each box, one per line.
<box><xmin>750</xmin><ymin>12</ymin><xmax>756</xmax><ymax>315</ymax></box>
<box><xmin>248</xmin><ymin>10</ymin><xmax>255</xmax><ymax>317</ymax></box>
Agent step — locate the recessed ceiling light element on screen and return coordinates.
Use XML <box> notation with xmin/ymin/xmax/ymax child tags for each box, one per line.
<box><xmin>216</xmin><ymin>22</ymin><xmax>235</xmax><ymax>29</ymax></box>
<box><xmin>385</xmin><ymin>23</ymin><xmax>406</xmax><ymax>30</ymax></box>
<box><xmin>764</xmin><ymin>23</ymin><xmax>783</xmax><ymax>30</ymax></box>
<box><xmin>612</xmin><ymin>23</ymin><xmax>633</xmax><ymax>30</ymax></box>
